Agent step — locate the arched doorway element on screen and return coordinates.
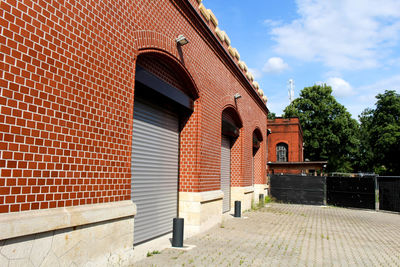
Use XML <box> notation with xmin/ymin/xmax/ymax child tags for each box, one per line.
<box><xmin>131</xmin><ymin>52</ymin><xmax>197</xmax><ymax>244</ymax></box>
<box><xmin>221</xmin><ymin>107</ymin><xmax>242</xmax><ymax>213</ymax></box>
<box><xmin>252</xmin><ymin>128</ymin><xmax>263</xmax><ymax>186</ymax></box>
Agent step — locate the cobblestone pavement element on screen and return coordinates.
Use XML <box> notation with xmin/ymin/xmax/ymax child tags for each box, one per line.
<box><xmin>133</xmin><ymin>203</ymin><xmax>400</xmax><ymax>266</ymax></box>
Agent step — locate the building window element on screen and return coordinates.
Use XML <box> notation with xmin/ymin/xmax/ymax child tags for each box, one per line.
<box><xmin>276</xmin><ymin>143</ymin><xmax>288</xmax><ymax>162</ymax></box>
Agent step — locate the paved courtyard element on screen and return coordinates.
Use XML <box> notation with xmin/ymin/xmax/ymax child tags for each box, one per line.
<box><xmin>133</xmin><ymin>203</ymin><xmax>400</xmax><ymax>266</ymax></box>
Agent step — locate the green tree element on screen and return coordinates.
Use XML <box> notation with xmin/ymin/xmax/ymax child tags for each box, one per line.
<box><xmin>267</xmin><ymin>112</ymin><xmax>276</xmax><ymax>120</ymax></box>
<box><xmin>283</xmin><ymin>84</ymin><xmax>359</xmax><ymax>172</ymax></box>
<box><xmin>363</xmin><ymin>90</ymin><xmax>400</xmax><ymax>175</ymax></box>
<box><xmin>355</xmin><ymin>108</ymin><xmax>374</xmax><ymax>172</ymax></box>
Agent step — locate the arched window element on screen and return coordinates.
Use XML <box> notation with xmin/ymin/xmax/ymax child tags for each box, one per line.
<box><xmin>276</xmin><ymin>143</ymin><xmax>288</xmax><ymax>162</ymax></box>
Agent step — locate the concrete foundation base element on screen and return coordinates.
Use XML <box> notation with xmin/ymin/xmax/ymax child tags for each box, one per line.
<box><xmin>0</xmin><ymin>201</ymin><xmax>136</xmax><ymax>266</ymax></box>
<box><xmin>179</xmin><ymin>190</ymin><xmax>224</xmax><ymax>238</ymax></box>
<box><xmin>253</xmin><ymin>184</ymin><xmax>268</xmax><ymax>204</ymax></box>
<box><xmin>231</xmin><ymin>186</ymin><xmax>254</xmax><ymax>211</ymax></box>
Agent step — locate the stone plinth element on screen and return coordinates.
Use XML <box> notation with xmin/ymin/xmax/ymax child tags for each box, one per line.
<box><xmin>0</xmin><ymin>201</ymin><xmax>136</xmax><ymax>266</ymax></box>
<box><xmin>179</xmin><ymin>190</ymin><xmax>223</xmax><ymax>238</ymax></box>
<box><xmin>231</xmin><ymin>186</ymin><xmax>254</xmax><ymax>211</ymax></box>
<box><xmin>253</xmin><ymin>184</ymin><xmax>268</xmax><ymax>204</ymax></box>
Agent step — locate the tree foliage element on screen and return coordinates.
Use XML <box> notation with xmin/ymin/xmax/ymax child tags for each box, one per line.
<box><xmin>355</xmin><ymin>108</ymin><xmax>374</xmax><ymax>172</ymax></box>
<box><xmin>283</xmin><ymin>84</ymin><xmax>359</xmax><ymax>172</ymax></box>
<box><xmin>358</xmin><ymin>90</ymin><xmax>400</xmax><ymax>175</ymax></box>
<box><xmin>267</xmin><ymin>112</ymin><xmax>276</xmax><ymax>120</ymax></box>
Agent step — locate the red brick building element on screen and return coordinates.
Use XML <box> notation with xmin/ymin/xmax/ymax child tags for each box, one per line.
<box><xmin>1</xmin><ymin>0</ymin><xmax>268</xmax><ymax>263</ymax></box>
<box><xmin>267</xmin><ymin>117</ymin><xmax>326</xmax><ymax>175</ymax></box>
<box><xmin>268</xmin><ymin>117</ymin><xmax>303</xmax><ymax>164</ymax></box>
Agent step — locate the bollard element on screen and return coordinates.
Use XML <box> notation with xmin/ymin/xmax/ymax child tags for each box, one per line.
<box><xmin>234</xmin><ymin>200</ymin><xmax>241</xmax><ymax>217</ymax></box>
<box><xmin>172</xmin><ymin>218</ymin><xmax>184</xmax><ymax>247</ymax></box>
<box><xmin>259</xmin><ymin>194</ymin><xmax>264</xmax><ymax>204</ymax></box>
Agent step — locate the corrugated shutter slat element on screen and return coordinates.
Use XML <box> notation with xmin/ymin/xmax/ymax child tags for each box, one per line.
<box><xmin>131</xmin><ymin>99</ymin><xmax>179</xmax><ymax>244</ymax></box>
<box><xmin>221</xmin><ymin>136</ymin><xmax>231</xmax><ymax>213</ymax></box>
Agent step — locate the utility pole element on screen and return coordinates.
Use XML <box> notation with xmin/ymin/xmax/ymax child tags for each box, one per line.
<box><xmin>288</xmin><ymin>79</ymin><xmax>295</xmax><ymax>103</ymax></box>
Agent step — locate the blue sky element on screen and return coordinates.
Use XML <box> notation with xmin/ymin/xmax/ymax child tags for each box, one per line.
<box><xmin>203</xmin><ymin>0</ymin><xmax>400</xmax><ymax>119</ymax></box>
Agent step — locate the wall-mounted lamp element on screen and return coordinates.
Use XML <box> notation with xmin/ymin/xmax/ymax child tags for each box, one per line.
<box><xmin>234</xmin><ymin>93</ymin><xmax>241</xmax><ymax>99</ymax></box>
<box><xmin>176</xmin><ymin>35</ymin><xmax>189</xmax><ymax>46</ymax></box>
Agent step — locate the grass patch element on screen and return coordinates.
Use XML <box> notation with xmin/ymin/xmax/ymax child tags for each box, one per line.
<box><xmin>265</xmin><ymin>207</ymin><xmax>294</xmax><ymax>215</ymax></box>
<box><xmin>252</xmin><ymin>197</ymin><xmax>268</xmax><ymax>211</ymax></box>
<box><xmin>146</xmin><ymin>250</ymin><xmax>161</xmax><ymax>257</ymax></box>
<box><xmin>321</xmin><ymin>234</ymin><xmax>330</xmax><ymax>240</ymax></box>
<box><xmin>265</xmin><ymin>195</ymin><xmax>275</xmax><ymax>203</ymax></box>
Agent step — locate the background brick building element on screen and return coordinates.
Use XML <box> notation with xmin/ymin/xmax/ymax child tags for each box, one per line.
<box><xmin>267</xmin><ymin>117</ymin><xmax>303</xmax><ymax>164</ymax></box>
<box><xmin>267</xmin><ymin>117</ymin><xmax>326</xmax><ymax>175</ymax></box>
<box><xmin>1</xmin><ymin>0</ymin><xmax>269</xmax><ymax>264</ymax></box>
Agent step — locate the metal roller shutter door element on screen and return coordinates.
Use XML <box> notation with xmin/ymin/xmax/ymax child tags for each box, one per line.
<box><xmin>221</xmin><ymin>136</ymin><xmax>231</xmax><ymax>213</ymax></box>
<box><xmin>252</xmin><ymin>154</ymin><xmax>255</xmax><ymax>186</ymax></box>
<box><xmin>131</xmin><ymin>99</ymin><xmax>179</xmax><ymax>244</ymax></box>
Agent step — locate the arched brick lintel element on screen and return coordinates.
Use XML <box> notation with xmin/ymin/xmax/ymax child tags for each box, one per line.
<box><xmin>221</xmin><ymin>102</ymin><xmax>243</xmax><ymax>129</ymax></box>
<box><xmin>274</xmin><ymin>140</ymin><xmax>289</xmax><ymax>147</ymax></box>
<box><xmin>132</xmin><ymin>30</ymin><xmax>199</xmax><ymax>99</ymax></box>
<box><xmin>253</xmin><ymin>126</ymin><xmax>264</xmax><ymax>142</ymax></box>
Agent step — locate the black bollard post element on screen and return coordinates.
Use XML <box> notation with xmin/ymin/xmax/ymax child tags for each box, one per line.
<box><xmin>172</xmin><ymin>218</ymin><xmax>184</xmax><ymax>247</ymax></box>
<box><xmin>259</xmin><ymin>194</ymin><xmax>264</xmax><ymax>205</ymax></box>
<box><xmin>234</xmin><ymin>201</ymin><xmax>241</xmax><ymax>217</ymax></box>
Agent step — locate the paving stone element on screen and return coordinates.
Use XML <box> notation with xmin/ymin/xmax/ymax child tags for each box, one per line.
<box><xmin>132</xmin><ymin>203</ymin><xmax>400</xmax><ymax>267</ymax></box>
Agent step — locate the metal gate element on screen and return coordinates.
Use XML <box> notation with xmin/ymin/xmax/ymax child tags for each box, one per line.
<box><xmin>326</xmin><ymin>176</ymin><xmax>375</xmax><ymax>209</ymax></box>
<box><xmin>379</xmin><ymin>176</ymin><xmax>400</xmax><ymax>212</ymax></box>
<box><xmin>221</xmin><ymin>136</ymin><xmax>231</xmax><ymax>213</ymax></box>
<box><xmin>270</xmin><ymin>174</ymin><xmax>326</xmax><ymax>205</ymax></box>
<box><xmin>131</xmin><ymin>98</ymin><xmax>179</xmax><ymax>244</ymax></box>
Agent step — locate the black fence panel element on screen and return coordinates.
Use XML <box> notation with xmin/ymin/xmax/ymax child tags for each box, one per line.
<box><xmin>326</xmin><ymin>176</ymin><xmax>375</xmax><ymax>209</ymax></box>
<box><xmin>270</xmin><ymin>175</ymin><xmax>326</xmax><ymax>205</ymax></box>
<box><xmin>379</xmin><ymin>176</ymin><xmax>400</xmax><ymax>212</ymax></box>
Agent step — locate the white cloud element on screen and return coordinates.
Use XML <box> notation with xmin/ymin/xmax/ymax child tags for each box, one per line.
<box><xmin>269</xmin><ymin>0</ymin><xmax>400</xmax><ymax>70</ymax></box>
<box><xmin>262</xmin><ymin>57</ymin><xmax>289</xmax><ymax>73</ymax></box>
<box><xmin>387</xmin><ymin>57</ymin><xmax>400</xmax><ymax>67</ymax></box>
<box><xmin>263</xmin><ymin>19</ymin><xmax>283</xmax><ymax>28</ymax></box>
<box><xmin>266</xmin><ymin>97</ymin><xmax>289</xmax><ymax>116</ymax></box>
<box><xmin>248</xmin><ymin>67</ymin><xmax>263</xmax><ymax>79</ymax></box>
<box><xmin>357</xmin><ymin>75</ymin><xmax>400</xmax><ymax>101</ymax></box>
<box><xmin>345</xmin><ymin>75</ymin><xmax>400</xmax><ymax>118</ymax></box>
<box><xmin>326</xmin><ymin>77</ymin><xmax>354</xmax><ymax>98</ymax></box>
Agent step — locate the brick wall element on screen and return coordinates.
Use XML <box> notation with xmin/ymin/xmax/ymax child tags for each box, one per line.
<box><xmin>267</xmin><ymin>117</ymin><xmax>303</xmax><ymax>163</ymax></box>
<box><xmin>253</xmin><ymin>140</ymin><xmax>265</xmax><ymax>184</ymax></box>
<box><xmin>1</xmin><ymin>0</ymin><xmax>268</xmax><ymax>213</ymax></box>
